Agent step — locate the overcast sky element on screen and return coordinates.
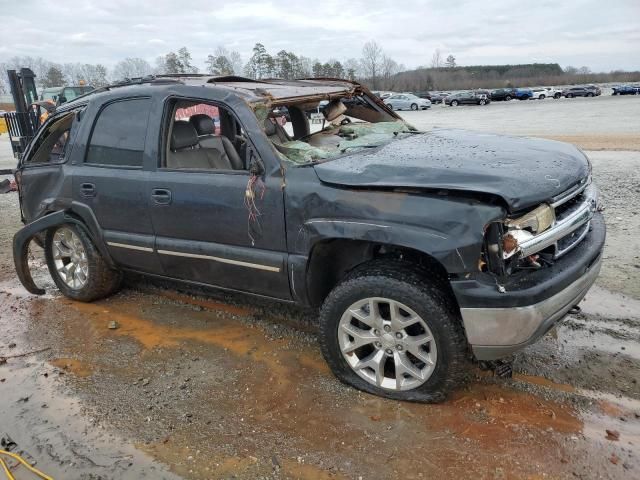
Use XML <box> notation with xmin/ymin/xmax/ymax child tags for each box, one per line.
<box><xmin>1</xmin><ymin>0</ymin><xmax>638</xmax><ymax>72</ymax></box>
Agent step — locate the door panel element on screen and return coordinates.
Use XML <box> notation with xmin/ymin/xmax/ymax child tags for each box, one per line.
<box><xmin>73</xmin><ymin>166</ymin><xmax>162</xmax><ymax>273</ymax></box>
<box><xmin>148</xmin><ymin>170</ymin><xmax>290</xmax><ymax>299</ymax></box>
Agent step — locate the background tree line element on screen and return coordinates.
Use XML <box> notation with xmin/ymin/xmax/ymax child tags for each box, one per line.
<box><xmin>1</xmin><ymin>41</ymin><xmax>639</xmax><ymax>99</ymax></box>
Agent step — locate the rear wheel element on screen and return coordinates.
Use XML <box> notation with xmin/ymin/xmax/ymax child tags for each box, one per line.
<box><xmin>45</xmin><ymin>224</ymin><xmax>122</xmax><ymax>302</ymax></box>
<box><xmin>539</xmin><ymin>94</ymin><xmax>545</xmax><ymax>99</ymax></box>
<box><xmin>386</xmin><ymin>103</ymin><xmax>393</xmax><ymax>110</ymax></box>
<box><xmin>505</xmin><ymin>95</ymin><xmax>512</xmax><ymax>101</ymax></box>
<box><xmin>554</xmin><ymin>93</ymin><xmax>561</xmax><ymax>99</ymax></box>
<box><xmin>479</xmin><ymin>99</ymin><xmax>486</xmax><ymax>105</ymax></box>
<box><xmin>319</xmin><ymin>260</ymin><xmax>468</xmax><ymax>402</ymax></box>
<box><xmin>587</xmin><ymin>92</ymin><xmax>594</xmax><ymax>97</ymax></box>
<box><xmin>410</xmin><ymin>103</ymin><xmax>418</xmax><ymax>111</ymax></box>
<box><xmin>567</xmin><ymin>93</ymin><xmax>574</xmax><ymax>98</ymax></box>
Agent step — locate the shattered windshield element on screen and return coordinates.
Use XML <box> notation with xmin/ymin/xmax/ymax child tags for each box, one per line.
<box><xmin>255</xmin><ymin>94</ymin><xmax>416</xmax><ymax>165</ymax></box>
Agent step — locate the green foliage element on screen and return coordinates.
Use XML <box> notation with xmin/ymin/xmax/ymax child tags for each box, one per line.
<box><xmin>160</xmin><ymin>47</ymin><xmax>198</xmax><ymax>74</ymax></box>
<box><xmin>42</xmin><ymin>66</ymin><xmax>65</xmax><ymax>87</ymax></box>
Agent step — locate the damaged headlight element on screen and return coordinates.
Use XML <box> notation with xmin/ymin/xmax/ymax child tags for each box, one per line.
<box><xmin>505</xmin><ymin>203</ymin><xmax>555</xmax><ymax>234</ymax></box>
<box><xmin>482</xmin><ymin>203</ymin><xmax>556</xmax><ymax>274</ymax></box>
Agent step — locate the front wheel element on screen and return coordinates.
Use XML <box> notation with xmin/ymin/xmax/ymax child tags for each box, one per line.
<box><xmin>45</xmin><ymin>224</ymin><xmax>122</xmax><ymax>302</ymax></box>
<box><xmin>450</xmin><ymin>100</ymin><xmax>459</xmax><ymax>106</ymax></box>
<box><xmin>505</xmin><ymin>95</ymin><xmax>512</xmax><ymax>101</ymax></box>
<box><xmin>319</xmin><ymin>260</ymin><xmax>468</xmax><ymax>402</ymax></box>
<box><xmin>386</xmin><ymin>103</ymin><xmax>393</xmax><ymax>110</ymax></box>
<box><xmin>554</xmin><ymin>93</ymin><xmax>561</xmax><ymax>99</ymax></box>
<box><xmin>587</xmin><ymin>92</ymin><xmax>594</xmax><ymax>97</ymax></box>
<box><xmin>539</xmin><ymin>94</ymin><xmax>545</xmax><ymax>100</ymax></box>
<box><xmin>410</xmin><ymin>103</ymin><xmax>418</xmax><ymax>111</ymax></box>
<box><xmin>479</xmin><ymin>99</ymin><xmax>486</xmax><ymax>105</ymax></box>
<box><xmin>567</xmin><ymin>93</ymin><xmax>574</xmax><ymax>98</ymax></box>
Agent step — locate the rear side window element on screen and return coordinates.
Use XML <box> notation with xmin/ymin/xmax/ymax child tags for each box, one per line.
<box><xmin>86</xmin><ymin>98</ymin><xmax>151</xmax><ymax>167</ymax></box>
<box><xmin>26</xmin><ymin>110</ymin><xmax>79</xmax><ymax>164</ymax></box>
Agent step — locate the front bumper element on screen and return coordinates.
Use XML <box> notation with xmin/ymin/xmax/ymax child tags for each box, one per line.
<box><xmin>452</xmin><ymin>212</ymin><xmax>605</xmax><ymax>360</ymax></box>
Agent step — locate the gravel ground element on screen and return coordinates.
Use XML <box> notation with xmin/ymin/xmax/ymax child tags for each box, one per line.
<box><xmin>1</xmin><ymin>96</ymin><xmax>639</xmax><ymax>479</ymax></box>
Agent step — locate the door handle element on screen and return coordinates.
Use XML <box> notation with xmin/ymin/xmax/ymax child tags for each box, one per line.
<box><xmin>151</xmin><ymin>188</ymin><xmax>172</xmax><ymax>205</ymax></box>
<box><xmin>80</xmin><ymin>183</ymin><xmax>95</xmax><ymax>197</ymax></box>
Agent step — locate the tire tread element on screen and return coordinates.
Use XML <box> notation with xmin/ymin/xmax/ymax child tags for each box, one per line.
<box><xmin>319</xmin><ymin>259</ymin><xmax>468</xmax><ymax>403</ymax></box>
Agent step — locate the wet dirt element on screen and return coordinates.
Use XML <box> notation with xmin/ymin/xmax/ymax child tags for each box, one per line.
<box><xmin>1</xmin><ymin>107</ymin><xmax>640</xmax><ymax>479</ymax></box>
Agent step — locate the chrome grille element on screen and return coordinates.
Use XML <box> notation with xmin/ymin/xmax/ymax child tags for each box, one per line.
<box><xmin>518</xmin><ymin>183</ymin><xmax>597</xmax><ymax>259</ymax></box>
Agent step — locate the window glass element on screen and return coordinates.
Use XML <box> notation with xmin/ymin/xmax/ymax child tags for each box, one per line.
<box><xmin>86</xmin><ymin>98</ymin><xmax>151</xmax><ymax>167</ymax></box>
<box><xmin>27</xmin><ymin>111</ymin><xmax>79</xmax><ymax>164</ymax></box>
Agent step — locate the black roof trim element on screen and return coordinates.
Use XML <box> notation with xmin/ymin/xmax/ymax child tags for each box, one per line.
<box><xmin>206</xmin><ymin>75</ymin><xmax>269</xmax><ymax>83</ymax></box>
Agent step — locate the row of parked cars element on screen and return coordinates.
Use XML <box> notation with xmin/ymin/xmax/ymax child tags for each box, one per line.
<box><xmin>373</xmin><ymin>84</ymin><xmax>613</xmax><ymax>109</ymax></box>
<box><xmin>612</xmin><ymin>85</ymin><xmax>640</xmax><ymax>95</ymax></box>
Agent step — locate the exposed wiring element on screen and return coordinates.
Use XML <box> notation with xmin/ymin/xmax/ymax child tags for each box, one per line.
<box><xmin>244</xmin><ymin>174</ymin><xmax>266</xmax><ymax>246</ymax></box>
<box><xmin>0</xmin><ymin>449</ymin><xmax>53</xmax><ymax>480</ymax></box>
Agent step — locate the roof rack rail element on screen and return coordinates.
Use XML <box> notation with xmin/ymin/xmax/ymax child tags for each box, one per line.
<box><xmin>206</xmin><ymin>75</ymin><xmax>264</xmax><ymax>83</ymax></box>
<box><xmin>69</xmin><ymin>75</ymin><xmax>184</xmax><ymax>103</ymax></box>
<box><xmin>155</xmin><ymin>73</ymin><xmax>210</xmax><ymax>78</ymax></box>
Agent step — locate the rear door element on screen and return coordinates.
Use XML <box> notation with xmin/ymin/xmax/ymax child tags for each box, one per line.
<box><xmin>72</xmin><ymin>96</ymin><xmax>162</xmax><ymax>274</ymax></box>
<box><xmin>17</xmin><ymin>109</ymin><xmax>81</xmax><ymax>223</ymax></box>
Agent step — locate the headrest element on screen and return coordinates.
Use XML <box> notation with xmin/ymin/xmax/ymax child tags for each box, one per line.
<box><xmin>263</xmin><ymin>118</ymin><xmax>277</xmax><ymax>136</ymax></box>
<box><xmin>323</xmin><ymin>100</ymin><xmax>347</xmax><ymax>122</ymax></box>
<box><xmin>189</xmin><ymin>114</ymin><xmax>215</xmax><ymax>136</ymax></box>
<box><xmin>171</xmin><ymin>121</ymin><xmax>199</xmax><ymax>150</ymax></box>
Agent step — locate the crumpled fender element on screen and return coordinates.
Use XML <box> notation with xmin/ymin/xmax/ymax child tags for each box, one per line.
<box><xmin>12</xmin><ymin>211</ymin><xmax>110</xmax><ymax>295</ymax></box>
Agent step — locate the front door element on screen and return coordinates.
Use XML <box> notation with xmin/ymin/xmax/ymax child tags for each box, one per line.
<box><xmin>147</xmin><ymin>98</ymin><xmax>290</xmax><ymax>300</ymax></box>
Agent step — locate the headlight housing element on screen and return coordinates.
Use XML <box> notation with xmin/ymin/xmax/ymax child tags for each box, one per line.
<box><xmin>482</xmin><ymin>203</ymin><xmax>556</xmax><ymax>274</ymax></box>
<box><xmin>505</xmin><ymin>203</ymin><xmax>555</xmax><ymax>234</ymax></box>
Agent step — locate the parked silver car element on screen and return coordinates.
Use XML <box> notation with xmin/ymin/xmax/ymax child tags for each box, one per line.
<box><xmin>385</xmin><ymin>94</ymin><xmax>431</xmax><ymax>111</ymax></box>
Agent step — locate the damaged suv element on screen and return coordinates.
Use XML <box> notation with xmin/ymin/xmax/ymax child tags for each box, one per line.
<box><xmin>13</xmin><ymin>75</ymin><xmax>605</xmax><ymax>402</ymax></box>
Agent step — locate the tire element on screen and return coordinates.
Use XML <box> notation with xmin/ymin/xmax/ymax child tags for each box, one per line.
<box><xmin>505</xmin><ymin>95</ymin><xmax>512</xmax><ymax>101</ymax></box>
<box><xmin>567</xmin><ymin>93</ymin><xmax>574</xmax><ymax>98</ymax></box>
<box><xmin>45</xmin><ymin>224</ymin><xmax>122</xmax><ymax>302</ymax></box>
<box><xmin>318</xmin><ymin>259</ymin><xmax>468</xmax><ymax>403</ymax></box>
<box><xmin>410</xmin><ymin>103</ymin><xmax>418</xmax><ymax>111</ymax></box>
<box><xmin>539</xmin><ymin>94</ymin><xmax>545</xmax><ymax>100</ymax></box>
<box><xmin>451</xmin><ymin>100</ymin><xmax>459</xmax><ymax>106</ymax></box>
<box><xmin>587</xmin><ymin>92</ymin><xmax>594</xmax><ymax>97</ymax></box>
<box><xmin>479</xmin><ymin>99</ymin><xmax>486</xmax><ymax>105</ymax></box>
<box><xmin>554</xmin><ymin>93</ymin><xmax>561</xmax><ymax>99</ymax></box>
<box><xmin>386</xmin><ymin>103</ymin><xmax>393</xmax><ymax>110</ymax></box>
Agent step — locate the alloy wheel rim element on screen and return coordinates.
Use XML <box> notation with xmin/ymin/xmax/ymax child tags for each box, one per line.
<box><xmin>338</xmin><ymin>297</ymin><xmax>437</xmax><ymax>391</ymax></box>
<box><xmin>52</xmin><ymin>227</ymin><xmax>88</xmax><ymax>289</ymax></box>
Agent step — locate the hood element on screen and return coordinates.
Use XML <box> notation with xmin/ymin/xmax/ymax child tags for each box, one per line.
<box><xmin>313</xmin><ymin>128</ymin><xmax>590</xmax><ymax>212</ymax></box>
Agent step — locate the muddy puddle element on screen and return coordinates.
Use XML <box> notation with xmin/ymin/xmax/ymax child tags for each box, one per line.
<box><xmin>1</xmin><ymin>275</ymin><xmax>638</xmax><ymax>479</ymax></box>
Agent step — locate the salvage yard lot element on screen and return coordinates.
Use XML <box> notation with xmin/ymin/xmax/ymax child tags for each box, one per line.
<box><xmin>0</xmin><ymin>94</ymin><xmax>639</xmax><ymax>479</ymax></box>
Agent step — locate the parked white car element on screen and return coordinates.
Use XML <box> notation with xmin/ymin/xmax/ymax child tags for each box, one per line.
<box><xmin>385</xmin><ymin>94</ymin><xmax>431</xmax><ymax>111</ymax></box>
<box><xmin>544</xmin><ymin>87</ymin><xmax>562</xmax><ymax>99</ymax></box>
<box><xmin>529</xmin><ymin>88</ymin><xmax>562</xmax><ymax>100</ymax></box>
<box><xmin>530</xmin><ymin>88</ymin><xmax>548</xmax><ymax>100</ymax></box>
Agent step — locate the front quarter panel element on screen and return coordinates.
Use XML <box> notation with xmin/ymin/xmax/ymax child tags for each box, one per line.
<box><xmin>285</xmin><ymin>167</ymin><xmax>505</xmax><ymax>274</ymax></box>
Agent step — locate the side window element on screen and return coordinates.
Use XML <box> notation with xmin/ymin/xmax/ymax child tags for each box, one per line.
<box><xmin>26</xmin><ymin>110</ymin><xmax>80</xmax><ymax>164</ymax></box>
<box><xmin>86</xmin><ymin>98</ymin><xmax>151</xmax><ymax>167</ymax></box>
<box><xmin>164</xmin><ymin>100</ymin><xmax>247</xmax><ymax>171</ymax></box>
